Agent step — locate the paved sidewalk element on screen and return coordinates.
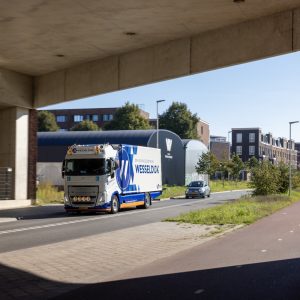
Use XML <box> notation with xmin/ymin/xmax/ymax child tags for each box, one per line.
<box><xmin>0</xmin><ymin>221</ymin><xmax>237</xmax><ymax>299</ymax></box>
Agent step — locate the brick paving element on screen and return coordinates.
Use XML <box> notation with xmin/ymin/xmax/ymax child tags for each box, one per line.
<box><xmin>0</xmin><ymin>222</ymin><xmax>238</xmax><ymax>299</ymax></box>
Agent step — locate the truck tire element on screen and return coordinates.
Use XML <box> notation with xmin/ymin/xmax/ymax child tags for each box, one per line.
<box><xmin>110</xmin><ymin>195</ymin><xmax>119</xmax><ymax>214</ymax></box>
<box><xmin>143</xmin><ymin>193</ymin><xmax>151</xmax><ymax>209</ymax></box>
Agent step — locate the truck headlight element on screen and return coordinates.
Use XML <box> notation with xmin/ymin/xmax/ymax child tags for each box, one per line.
<box><xmin>64</xmin><ymin>194</ymin><xmax>70</xmax><ymax>204</ymax></box>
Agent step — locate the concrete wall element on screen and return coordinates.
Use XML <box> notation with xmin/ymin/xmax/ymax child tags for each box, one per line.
<box><xmin>0</xmin><ymin>68</ymin><xmax>33</xmax><ymax>108</ymax></box>
<box><xmin>35</xmin><ymin>9</ymin><xmax>300</xmax><ymax>107</ymax></box>
<box><xmin>0</xmin><ymin>107</ymin><xmax>29</xmax><ymax>200</ymax></box>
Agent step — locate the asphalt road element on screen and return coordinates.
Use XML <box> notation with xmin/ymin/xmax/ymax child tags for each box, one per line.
<box><xmin>0</xmin><ymin>190</ymin><xmax>248</xmax><ymax>253</ymax></box>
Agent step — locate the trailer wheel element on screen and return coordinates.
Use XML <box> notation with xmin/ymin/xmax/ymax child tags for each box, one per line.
<box><xmin>143</xmin><ymin>193</ymin><xmax>151</xmax><ymax>209</ymax></box>
<box><xmin>110</xmin><ymin>195</ymin><xmax>119</xmax><ymax>214</ymax></box>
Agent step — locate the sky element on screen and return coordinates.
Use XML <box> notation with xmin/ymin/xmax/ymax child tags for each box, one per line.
<box><xmin>41</xmin><ymin>51</ymin><xmax>300</xmax><ymax>142</ymax></box>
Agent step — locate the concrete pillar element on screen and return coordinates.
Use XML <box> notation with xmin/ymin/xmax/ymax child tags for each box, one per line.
<box><xmin>0</xmin><ymin>107</ymin><xmax>30</xmax><ymax>200</ymax></box>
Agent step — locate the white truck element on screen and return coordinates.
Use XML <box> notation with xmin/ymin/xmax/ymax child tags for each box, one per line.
<box><xmin>62</xmin><ymin>144</ymin><xmax>162</xmax><ymax>213</ymax></box>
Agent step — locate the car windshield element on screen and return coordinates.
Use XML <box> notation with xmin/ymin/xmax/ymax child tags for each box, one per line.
<box><xmin>64</xmin><ymin>159</ymin><xmax>106</xmax><ymax>176</ymax></box>
<box><xmin>189</xmin><ymin>181</ymin><xmax>204</xmax><ymax>187</ymax></box>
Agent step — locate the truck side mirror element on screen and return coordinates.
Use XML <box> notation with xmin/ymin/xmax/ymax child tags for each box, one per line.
<box><xmin>110</xmin><ymin>159</ymin><xmax>115</xmax><ymax>178</ymax></box>
<box><xmin>61</xmin><ymin>160</ymin><xmax>65</xmax><ymax>178</ymax></box>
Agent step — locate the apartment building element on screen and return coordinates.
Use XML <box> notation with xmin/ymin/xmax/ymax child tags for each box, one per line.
<box><xmin>231</xmin><ymin>128</ymin><xmax>297</xmax><ymax>168</ymax></box>
<box><xmin>44</xmin><ymin>107</ymin><xmax>149</xmax><ymax>131</ymax></box>
<box><xmin>210</xmin><ymin>135</ymin><xmax>230</xmax><ymax>160</ymax></box>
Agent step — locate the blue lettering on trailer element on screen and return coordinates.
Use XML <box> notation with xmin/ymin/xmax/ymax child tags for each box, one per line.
<box><xmin>135</xmin><ymin>165</ymin><xmax>160</xmax><ymax>174</ymax></box>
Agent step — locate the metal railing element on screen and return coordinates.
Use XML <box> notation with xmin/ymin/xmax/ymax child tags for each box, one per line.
<box><xmin>0</xmin><ymin>167</ymin><xmax>13</xmax><ymax>200</ymax></box>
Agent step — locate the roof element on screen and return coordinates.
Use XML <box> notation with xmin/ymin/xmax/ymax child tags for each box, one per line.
<box><xmin>182</xmin><ymin>139</ymin><xmax>208</xmax><ymax>151</ymax></box>
<box><xmin>38</xmin><ymin>129</ymin><xmax>171</xmax><ymax>147</ymax></box>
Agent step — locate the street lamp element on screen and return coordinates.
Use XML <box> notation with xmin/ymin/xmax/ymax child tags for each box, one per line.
<box><xmin>228</xmin><ymin>130</ymin><xmax>232</xmax><ymax>145</ymax></box>
<box><xmin>289</xmin><ymin>121</ymin><xmax>299</xmax><ymax>196</ymax></box>
<box><xmin>156</xmin><ymin>100</ymin><xmax>166</xmax><ymax>148</ymax></box>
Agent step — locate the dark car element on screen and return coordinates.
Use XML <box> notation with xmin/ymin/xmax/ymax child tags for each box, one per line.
<box><xmin>185</xmin><ymin>180</ymin><xmax>210</xmax><ymax>199</ymax></box>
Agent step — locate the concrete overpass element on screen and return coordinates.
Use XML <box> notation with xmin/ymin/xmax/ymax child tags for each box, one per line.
<box><xmin>1</xmin><ymin>0</ymin><xmax>300</xmax><ymax>206</ymax></box>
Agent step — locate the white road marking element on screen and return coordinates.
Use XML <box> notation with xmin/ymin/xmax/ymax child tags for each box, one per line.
<box><xmin>278</xmin><ymin>238</ymin><xmax>283</xmax><ymax>241</ymax></box>
<box><xmin>261</xmin><ymin>249</ymin><xmax>267</xmax><ymax>253</ymax></box>
<box><xmin>290</xmin><ymin>230</ymin><xmax>294</xmax><ymax>233</ymax></box>
<box><xmin>0</xmin><ymin>218</ymin><xmax>17</xmax><ymax>223</ymax></box>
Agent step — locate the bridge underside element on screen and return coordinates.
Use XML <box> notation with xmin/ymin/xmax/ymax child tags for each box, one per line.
<box><xmin>1</xmin><ymin>1</ymin><xmax>300</xmax><ymax>204</ymax></box>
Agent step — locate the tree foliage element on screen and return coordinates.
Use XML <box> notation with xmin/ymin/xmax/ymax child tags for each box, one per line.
<box><xmin>104</xmin><ymin>102</ymin><xmax>151</xmax><ymax>130</ymax></box>
<box><xmin>38</xmin><ymin>111</ymin><xmax>59</xmax><ymax>132</ymax></box>
<box><xmin>250</xmin><ymin>161</ymin><xmax>280</xmax><ymax>195</ymax></box>
<box><xmin>246</xmin><ymin>156</ymin><xmax>259</xmax><ymax>171</ymax></box>
<box><xmin>277</xmin><ymin>162</ymin><xmax>289</xmax><ymax>193</ymax></box>
<box><xmin>195</xmin><ymin>152</ymin><xmax>219</xmax><ymax>177</ymax></box>
<box><xmin>230</xmin><ymin>154</ymin><xmax>244</xmax><ymax>180</ymax></box>
<box><xmin>159</xmin><ymin>102</ymin><xmax>199</xmax><ymax>139</ymax></box>
<box><xmin>71</xmin><ymin>120</ymin><xmax>100</xmax><ymax>131</ymax></box>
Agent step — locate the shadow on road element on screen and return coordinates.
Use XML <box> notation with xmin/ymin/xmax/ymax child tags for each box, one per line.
<box><xmin>0</xmin><ymin>205</ymin><xmax>69</xmax><ymax>221</ymax></box>
<box><xmin>0</xmin><ymin>263</ymin><xmax>79</xmax><ymax>299</ymax></box>
<box><xmin>53</xmin><ymin>257</ymin><xmax>300</xmax><ymax>300</ymax></box>
<box><xmin>1</xmin><ymin>257</ymin><xmax>300</xmax><ymax>299</ymax></box>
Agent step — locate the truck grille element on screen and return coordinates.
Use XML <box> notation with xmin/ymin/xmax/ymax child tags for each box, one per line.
<box><xmin>68</xmin><ymin>186</ymin><xmax>98</xmax><ymax>205</ymax></box>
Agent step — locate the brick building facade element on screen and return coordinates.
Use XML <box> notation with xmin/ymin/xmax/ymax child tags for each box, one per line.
<box><xmin>45</xmin><ymin>107</ymin><xmax>149</xmax><ymax>131</ymax></box>
<box><xmin>231</xmin><ymin>128</ymin><xmax>297</xmax><ymax>168</ymax></box>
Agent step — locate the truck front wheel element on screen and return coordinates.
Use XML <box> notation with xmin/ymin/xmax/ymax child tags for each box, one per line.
<box><xmin>110</xmin><ymin>195</ymin><xmax>119</xmax><ymax>214</ymax></box>
<box><xmin>143</xmin><ymin>193</ymin><xmax>151</xmax><ymax>209</ymax></box>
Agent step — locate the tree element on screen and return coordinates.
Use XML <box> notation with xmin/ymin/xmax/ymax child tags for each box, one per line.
<box><xmin>38</xmin><ymin>111</ymin><xmax>59</xmax><ymax>132</ymax></box>
<box><xmin>104</xmin><ymin>102</ymin><xmax>151</xmax><ymax>130</ymax></box>
<box><xmin>277</xmin><ymin>162</ymin><xmax>289</xmax><ymax>193</ymax></box>
<box><xmin>195</xmin><ymin>152</ymin><xmax>219</xmax><ymax>178</ymax></box>
<box><xmin>71</xmin><ymin>120</ymin><xmax>100</xmax><ymax>131</ymax></box>
<box><xmin>246</xmin><ymin>156</ymin><xmax>259</xmax><ymax>171</ymax></box>
<box><xmin>250</xmin><ymin>161</ymin><xmax>279</xmax><ymax>195</ymax></box>
<box><xmin>218</xmin><ymin>160</ymin><xmax>230</xmax><ymax>186</ymax></box>
<box><xmin>159</xmin><ymin>102</ymin><xmax>199</xmax><ymax>139</ymax></box>
<box><xmin>230</xmin><ymin>154</ymin><xmax>244</xmax><ymax>181</ymax></box>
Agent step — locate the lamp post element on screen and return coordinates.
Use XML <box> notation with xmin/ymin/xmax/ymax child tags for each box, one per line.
<box><xmin>228</xmin><ymin>131</ymin><xmax>232</xmax><ymax>145</ymax></box>
<box><xmin>289</xmin><ymin>121</ymin><xmax>299</xmax><ymax>196</ymax></box>
<box><xmin>156</xmin><ymin>100</ymin><xmax>166</xmax><ymax>148</ymax></box>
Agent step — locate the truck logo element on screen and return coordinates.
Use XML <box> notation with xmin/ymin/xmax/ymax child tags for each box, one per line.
<box><xmin>166</xmin><ymin>138</ymin><xmax>173</xmax><ymax>152</ymax></box>
<box><xmin>116</xmin><ymin>148</ymin><xmax>131</xmax><ymax>191</ymax></box>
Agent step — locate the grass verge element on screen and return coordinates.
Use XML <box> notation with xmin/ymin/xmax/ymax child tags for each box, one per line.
<box><xmin>36</xmin><ymin>183</ymin><xmax>64</xmax><ymax>205</ymax></box>
<box><xmin>165</xmin><ymin>190</ymin><xmax>300</xmax><ymax>225</ymax></box>
<box><xmin>210</xmin><ymin>180</ymin><xmax>249</xmax><ymax>192</ymax></box>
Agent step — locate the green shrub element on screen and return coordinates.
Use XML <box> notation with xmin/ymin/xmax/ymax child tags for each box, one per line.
<box><xmin>250</xmin><ymin>161</ymin><xmax>289</xmax><ymax>196</ymax></box>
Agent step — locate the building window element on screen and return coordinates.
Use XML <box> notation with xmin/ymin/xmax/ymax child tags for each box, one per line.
<box><xmin>85</xmin><ymin>114</ymin><xmax>91</xmax><ymax>120</ymax></box>
<box><xmin>56</xmin><ymin>115</ymin><xmax>66</xmax><ymax>123</ymax></box>
<box><xmin>236</xmin><ymin>133</ymin><xmax>242</xmax><ymax>143</ymax></box>
<box><xmin>103</xmin><ymin>114</ymin><xmax>113</xmax><ymax>122</ymax></box>
<box><xmin>249</xmin><ymin>133</ymin><xmax>255</xmax><ymax>143</ymax></box>
<box><xmin>236</xmin><ymin>146</ymin><xmax>242</xmax><ymax>155</ymax></box>
<box><xmin>249</xmin><ymin>146</ymin><xmax>255</xmax><ymax>156</ymax></box>
<box><xmin>74</xmin><ymin>115</ymin><xmax>83</xmax><ymax>122</ymax></box>
<box><xmin>92</xmin><ymin>114</ymin><xmax>99</xmax><ymax>122</ymax></box>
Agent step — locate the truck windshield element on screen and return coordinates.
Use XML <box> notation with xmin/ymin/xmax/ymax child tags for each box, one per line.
<box><xmin>64</xmin><ymin>159</ymin><xmax>106</xmax><ymax>176</ymax></box>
